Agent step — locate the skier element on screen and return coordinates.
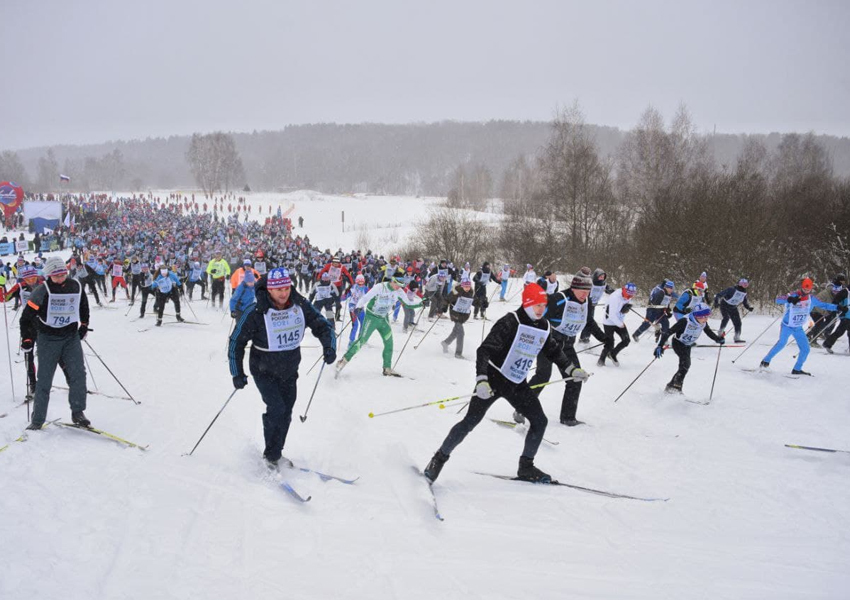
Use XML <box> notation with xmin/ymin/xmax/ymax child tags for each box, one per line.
<box><xmin>345</xmin><ymin>274</ymin><xmax>369</xmax><ymax>347</ymax></box>
<box><xmin>760</xmin><ymin>277</ymin><xmax>843</xmax><ymax>375</ymax></box>
<box><xmin>317</xmin><ymin>256</ymin><xmax>353</xmax><ymax>321</ymax></box>
<box><xmin>228</xmin><ymin>268</ymin><xmax>336</xmax><ymax>468</ymax></box>
<box><xmin>231</xmin><ymin>259</ymin><xmax>260</xmax><ymax>291</ymax></box>
<box><xmin>230</xmin><ymin>269</ymin><xmax>257</xmax><ymax>322</ymax></box>
<box><xmin>536</xmin><ymin>271</ymin><xmax>559</xmax><ymax>296</ymax></box>
<box><xmin>309</xmin><ymin>272</ymin><xmax>339</xmax><ymax>322</ymax></box>
<box><xmin>633</xmin><ymin>280</ymin><xmax>675</xmax><ymax>342</ymax></box>
<box><xmin>207</xmin><ymin>251</ymin><xmax>231</xmax><ymax>308</ymax></box>
<box><xmin>137</xmin><ymin>263</ymin><xmax>155</xmax><ymax>318</ymax></box>
<box><xmin>109</xmin><ymin>258</ymin><xmax>129</xmax><ymax>302</ymax></box>
<box><xmin>525</xmin><ymin>267</ymin><xmax>594</xmax><ymax>426</ymax></box>
<box><xmin>578</xmin><ymin>268</ymin><xmax>613</xmax><ymax>344</ymax></box>
<box><xmin>673</xmin><ymin>282</ymin><xmax>707</xmax><ymax>321</ymax></box>
<box><xmin>3</xmin><ymin>265</ymin><xmax>43</xmax><ymax>399</ymax></box>
<box><xmin>522</xmin><ymin>264</ymin><xmax>536</xmax><ymax>287</ymax></box>
<box><xmin>472</xmin><ymin>262</ymin><xmax>496</xmax><ymax>319</ymax></box>
<box><xmin>498</xmin><ymin>264</ymin><xmax>512</xmax><ymax>301</ymax></box>
<box><xmin>822</xmin><ymin>283</ymin><xmax>849</xmax><ymax>354</ymax></box>
<box><xmin>654</xmin><ymin>302</ymin><xmax>724</xmax><ymax>393</ymax></box>
<box><xmin>422</xmin><ymin>283</ymin><xmax>589</xmax><ymax>484</ymax></box>
<box><xmin>598</xmin><ymin>282</ymin><xmax>637</xmax><ymax>367</ymax></box>
<box><xmin>440</xmin><ymin>276</ymin><xmax>474</xmax><ymax>358</ymax></box>
<box><xmin>713</xmin><ymin>278</ymin><xmax>754</xmax><ymax>342</ymax></box>
<box><xmin>151</xmin><ymin>265</ymin><xmax>184</xmax><ymax>326</ymax></box>
<box><xmin>186</xmin><ymin>261</ymin><xmax>207</xmax><ymax>300</ymax></box>
<box><xmin>335</xmin><ymin>273</ymin><xmax>422</xmax><ymax>377</ymax></box>
<box><xmin>19</xmin><ymin>257</ymin><xmax>91</xmax><ymax>429</ymax></box>
<box><xmin>807</xmin><ymin>274</ymin><xmax>844</xmax><ymax>345</ymax></box>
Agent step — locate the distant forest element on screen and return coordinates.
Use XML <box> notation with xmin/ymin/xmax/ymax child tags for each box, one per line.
<box><xmin>4</xmin><ymin>119</ymin><xmax>850</xmax><ymax>195</ymax></box>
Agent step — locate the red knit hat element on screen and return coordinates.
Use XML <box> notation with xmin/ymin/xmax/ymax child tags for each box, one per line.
<box><xmin>522</xmin><ymin>283</ymin><xmax>548</xmax><ymax>307</ymax></box>
<box><xmin>801</xmin><ymin>277</ymin><xmax>813</xmax><ymax>292</ymax></box>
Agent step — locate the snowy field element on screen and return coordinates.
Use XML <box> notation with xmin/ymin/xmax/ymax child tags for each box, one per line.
<box><xmin>1</xmin><ymin>192</ymin><xmax>850</xmax><ymax>600</ymax></box>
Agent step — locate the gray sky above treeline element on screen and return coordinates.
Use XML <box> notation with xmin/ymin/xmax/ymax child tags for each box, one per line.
<box><xmin>3</xmin><ymin>0</ymin><xmax>848</xmax><ymax>150</ymax></box>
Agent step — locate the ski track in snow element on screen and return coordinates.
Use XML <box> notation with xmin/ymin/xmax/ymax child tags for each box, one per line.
<box><xmin>2</xmin><ymin>191</ymin><xmax>850</xmax><ymax>599</ymax></box>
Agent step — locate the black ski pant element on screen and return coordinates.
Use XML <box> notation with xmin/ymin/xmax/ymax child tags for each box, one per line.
<box><xmin>402</xmin><ymin>305</ymin><xmax>416</xmax><ymax>329</ymax></box>
<box><xmin>253</xmin><ymin>373</ymin><xmax>298</xmax><ymax>462</ymax></box>
<box><xmin>211</xmin><ymin>278</ymin><xmax>225</xmax><ymax>306</ymax></box>
<box><xmin>428</xmin><ymin>291</ymin><xmax>446</xmax><ymax>318</ymax></box>
<box><xmin>81</xmin><ymin>275</ymin><xmax>100</xmax><ymax>305</ymax></box>
<box><xmin>473</xmin><ymin>285</ymin><xmax>489</xmax><ymax>318</ymax></box>
<box><xmin>31</xmin><ymin>332</ymin><xmax>86</xmax><ymax>426</ymax></box>
<box><xmin>580</xmin><ymin>302</ymin><xmax>606</xmax><ymax>343</ymax></box>
<box><xmin>439</xmin><ymin>374</ymin><xmax>548</xmax><ymax>460</ymax></box>
<box><xmin>601</xmin><ymin>324</ymin><xmax>630</xmax><ymax>361</ymax></box>
<box><xmin>528</xmin><ymin>334</ymin><xmax>581</xmax><ymax>422</ymax></box>
<box><xmin>669</xmin><ymin>339</ymin><xmax>692</xmax><ymax>389</ymax></box>
<box><xmin>634</xmin><ymin>308</ymin><xmax>669</xmax><ymax>339</ymax></box>
<box><xmin>155</xmin><ymin>289</ymin><xmax>181</xmax><ymax>320</ymax></box>
<box><xmin>808</xmin><ymin>311</ymin><xmax>837</xmax><ymax>341</ymax></box>
<box><xmin>823</xmin><ymin>319</ymin><xmax>850</xmax><ymax>350</ymax></box>
<box><xmin>130</xmin><ymin>274</ymin><xmax>143</xmax><ymax>302</ymax></box>
<box><xmin>187</xmin><ymin>279</ymin><xmax>206</xmax><ymax>300</ymax></box>
<box><xmin>139</xmin><ymin>288</ymin><xmax>153</xmax><ymax>316</ymax></box>
<box><xmin>442</xmin><ymin>321</ymin><xmax>466</xmax><ymax>355</ymax></box>
<box><xmin>718</xmin><ymin>303</ymin><xmax>743</xmax><ymax>336</ymax></box>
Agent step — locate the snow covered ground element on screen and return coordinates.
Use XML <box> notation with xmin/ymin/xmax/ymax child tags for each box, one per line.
<box><xmin>2</xmin><ymin>193</ymin><xmax>849</xmax><ymax>599</ymax></box>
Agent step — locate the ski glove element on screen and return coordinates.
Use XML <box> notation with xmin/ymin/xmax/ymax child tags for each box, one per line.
<box><xmin>664</xmin><ymin>308</ymin><xmax>672</xmax><ymax>318</ymax></box>
<box><xmin>787</xmin><ymin>295</ymin><xmax>800</xmax><ymax>305</ymax></box>
<box><xmin>570</xmin><ymin>367</ymin><xmax>590</xmax><ymax>382</ymax></box>
<box><xmin>230</xmin><ymin>311</ymin><xmax>238</xmax><ymax>319</ymax></box>
<box><xmin>746</xmin><ymin>306</ymin><xmax>754</xmax><ymax>312</ymax></box>
<box><xmin>654</xmin><ymin>346</ymin><xmax>664</xmax><ymax>359</ymax></box>
<box><xmin>21</xmin><ymin>339</ymin><xmax>33</xmax><ymax>351</ymax></box>
<box><xmin>78</xmin><ymin>325</ymin><xmax>90</xmax><ymax>340</ymax></box>
<box><xmin>233</xmin><ymin>375</ymin><xmax>248</xmax><ymax>390</ymax></box>
<box><xmin>839</xmin><ymin>305</ymin><xmax>849</xmax><ymax>316</ymax></box>
<box><xmin>474</xmin><ymin>376</ymin><xmax>493</xmax><ymax>400</ymax></box>
<box><xmin>717</xmin><ymin>338</ymin><xmax>725</xmax><ymax>345</ymax></box>
<box><xmin>323</xmin><ymin>347</ymin><xmax>337</xmax><ymax>364</ymax></box>
<box><xmin>620</xmin><ymin>303</ymin><xmax>632</xmax><ymax>315</ymax></box>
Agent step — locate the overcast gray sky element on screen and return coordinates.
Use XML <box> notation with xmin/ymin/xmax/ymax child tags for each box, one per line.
<box><xmin>2</xmin><ymin>0</ymin><xmax>848</xmax><ymax>150</ymax></box>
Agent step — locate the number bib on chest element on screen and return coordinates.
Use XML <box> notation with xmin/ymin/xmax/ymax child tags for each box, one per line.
<box><xmin>45</xmin><ymin>288</ymin><xmax>81</xmax><ymax>328</ymax></box>
<box><xmin>112</xmin><ymin>264</ymin><xmax>123</xmax><ymax>277</ymax></box>
<box><xmin>590</xmin><ymin>284</ymin><xmax>605</xmax><ymax>304</ymax></box>
<box><xmin>676</xmin><ymin>317</ymin><xmax>706</xmax><ymax>346</ymax></box>
<box><xmin>264</xmin><ymin>306</ymin><xmax>305</xmax><ymax>351</ymax></box>
<box><xmin>479</xmin><ymin>272</ymin><xmax>490</xmax><ymax>284</ymax></box>
<box><xmin>314</xmin><ymin>285</ymin><xmax>333</xmax><ymax>301</ymax></box>
<box><xmin>554</xmin><ymin>299</ymin><xmax>587</xmax><ymax>337</ymax></box>
<box><xmin>372</xmin><ymin>291</ymin><xmax>395</xmax><ymax>317</ymax></box>
<box><xmin>158</xmin><ymin>277</ymin><xmax>174</xmax><ymax>294</ymax></box>
<box><xmin>500</xmin><ymin>322</ymin><xmax>549</xmax><ymax>383</ymax></box>
<box><xmin>453</xmin><ymin>296</ymin><xmax>474</xmax><ymax>314</ymax></box>
<box><xmin>787</xmin><ymin>298</ymin><xmax>811</xmax><ymax>328</ymax></box>
<box><xmin>255</xmin><ymin>261</ymin><xmax>267</xmax><ymax>275</ymax></box>
<box><xmin>726</xmin><ymin>290</ymin><xmax>747</xmax><ymax>306</ymax></box>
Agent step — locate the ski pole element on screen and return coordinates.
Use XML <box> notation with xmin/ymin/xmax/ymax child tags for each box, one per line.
<box><xmin>613</xmin><ymin>357</ymin><xmax>656</xmax><ymax>403</ymax></box>
<box><xmin>185</xmin><ymin>389</ymin><xmax>238</xmax><ymax>456</ymax></box>
<box><xmin>576</xmin><ymin>342</ymin><xmax>605</xmax><ymax>354</ymax></box>
<box><xmin>793</xmin><ymin>313</ymin><xmax>840</xmax><ymax>358</ymax></box>
<box><xmin>481</xmin><ymin>284</ymin><xmax>500</xmax><ymax>342</ymax></box>
<box><xmin>414</xmin><ymin>311</ymin><xmax>443</xmax><ymax>350</ymax></box>
<box><xmin>307</xmin><ymin>318</ymin><xmax>351</xmax><ymax>376</ymax></box>
<box><xmin>83</xmin><ymin>339</ymin><xmax>140</xmax><ymax>405</ymax></box>
<box><xmin>83</xmin><ymin>351</ymin><xmax>98</xmax><ymax>390</ymax></box>
<box><xmin>407</xmin><ymin>375</ymin><xmax>583</xmax><ymax>419</ymax></box>
<box><xmin>2</xmin><ymin>300</ymin><xmax>18</xmax><ymax>410</ymax></box>
<box><xmin>393</xmin><ymin>306</ymin><xmax>426</xmax><ymax>370</ymax></box>
<box><xmin>708</xmin><ymin>338</ymin><xmax>723</xmax><ymax>402</ymax></box>
<box><xmin>184</xmin><ymin>297</ymin><xmax>200</xmax><ymax>322</ymax></box>
<box><xmin>731</xmin><ymin>315</ymin><xmax>781</xmax><ymax>364</ymax></box>
<box><xmin>124</xmin><ymin>303</ymin><xmax>134</xmax><ymax>317</ymax></box>
<box><xmin>784</xmin><ymin>444</ymin><xmax>850</xmax><ymax>454</ymax></box>
<box><xmin>507</xmin><ymin>284</ymin><xmax>524</xmax><ymax>303</ymax></box>
<box><xmin>299</xmin><ymin>361</ymin><xmax>325</xmax><ymax>423</ymax></box>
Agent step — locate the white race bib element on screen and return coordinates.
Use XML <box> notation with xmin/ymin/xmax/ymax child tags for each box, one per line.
<box><xmin>725</xmin><ymin>290</ymin><xmax>747</xmax><ymax>306</ymax></box>
<box><xmin>45</xmin><ymin>288</ymin><xmax>81</xmax><ymax>328</ymax></box>
<box><xmin>554</xmin><ymin>298</ymin><xmax>587</xmax><ymax>337</ymax></box>
<box><xmin>264</xmin><ymin>306</ymin><xmax>305</xmax><ymax>351</ymax></box>
<box><xmin>500</xmin><ymin>322</ymin><xmax>549</xmax><ymax>383</ymax></box>
<box><xmin>314</xmin><ymin>285</ymin><xmax>333</xmax><ymax>301</ymax></box>
<box><xmin>112</xmin><ymin>264</ymin><xmax>123</xmax><ymax>277</ymax></box>
<box><xmin>787</xmin><ymin>298</ymin><xmax>810</xmax><ymax>328</ymax></box>
<box><xmin>676</xmin><ymin>317</ymin><xmax>706</xmax><ymax>346</ymax></box>
<box><xmin>452</xmin><ymin>296</ymin><xmax>474</xmax><ymax>314</ymax></box>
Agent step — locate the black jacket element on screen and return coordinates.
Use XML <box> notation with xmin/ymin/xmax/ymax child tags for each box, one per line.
<box><xmin>477</xmin><ymin>307</ymin><xmax>576</xmax><ymax>391</ymax></box>
<box><xmin>229</xmin><ymin>278</ymin><xmax>335</xmax><ymax>381</ymax></box>
<box><xmin>443</xmin><ymin>285</ymin><xmax>474</xmax><ymax>324</ymax></box>
<box><xmin>21</xmin><ymin>278</ymin><xmax>90</xmax><ymax>340</ymax></box>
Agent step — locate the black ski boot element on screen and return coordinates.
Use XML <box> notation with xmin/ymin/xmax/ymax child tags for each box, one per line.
<box><xmin>176</xmin><ymin>314</ymin><xmax>185</xmax><ymax>323</ymax></box>
<box><xmin>665</xmin><ymin>381</ymin><xmax>683</xmax><ymax>394</ymax></box>
<box><xmin>156</xmin><ymin>318</ymin><xmax>162</xmax><ymax>327</ymax></box>
<box><xmin>71</xmin><ymin>411</ymin><xmax>91</xmax><ymax>427</ymax></box>
<box><xmin>512</xmin><ymin>410</ymin><xmax>526</xmax><ymax>424</ymax></box>
<box><xmin>791</xmin><ymin>369</ymin><xmax>812</xmax><ymax>376</ymax></box>
<box><xmin>517</xmin><ymin>456</ymin><xmax>551</xmax><ymax>483</ymax></box>
<box><xmin>759</xmin><ymin>360</ymin><xmax>770</xmax><ymax>369</ymax></box>
<box><xmin>26</xmin><ymin>420</ymin><xmax>45</xmax><ymax>431</ymax></box>
<box><xmin>560</xmin><ymin>418</ymin><xmax>585</xmax><ymax>427</ymax></box>
<box><xmin>424</xmin><ymin>451</ymin><xmax>449</xmax><ymax>483</ymax></box>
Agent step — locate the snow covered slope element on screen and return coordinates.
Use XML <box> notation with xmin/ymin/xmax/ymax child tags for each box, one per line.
<box><xmin>1</xmin><ymin>195</ymin><xmax>849</xmax><ymax>600</ymax></box>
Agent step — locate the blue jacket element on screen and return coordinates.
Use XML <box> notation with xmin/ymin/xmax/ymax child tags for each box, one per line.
<box><xmin>230</xmin><ymin>281</ymin><xmax>256</xmax><ymax>313</ymax></box>
<box><xmin>151</xmin><ymin>272</ymin><xmax>181</xmax><ymax>293</ymax></box>
<box><xmin>776</xmin><ymin>291</ymin><xmax>837</xmax><ymax>328</ymax></box>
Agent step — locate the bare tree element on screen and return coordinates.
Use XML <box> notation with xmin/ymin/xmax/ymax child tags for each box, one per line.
<box><xmin>186</xmin><ymin>132</ymin><xmax>246</xmax><ymax>195</ymax></box>
<box><xmin>36</xmin><ymin>148</ymin><xmax>59</xmax><ymax>192</ymax></box>
<box><xmin>418</xmin><ymin>206</ymin><xmax>494</xmax><ymax>265</ymax></box>
<box><xmin>0</xmin><ymin>150</ymin><xmax>31</xmax><ymax>188</ymax></box>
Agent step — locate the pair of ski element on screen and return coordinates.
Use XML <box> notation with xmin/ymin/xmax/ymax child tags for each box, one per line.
<box><xmin>273</xmin><ymin>466</ymin><xmax>360</xmax><ymax>503</ymax></box>
<box><xmin>138</xmin><ymin>320</ymin><xmax>207</xmax><ymax>332</ymax></box>
<box><xmin>740</xmin><ymin>367</ymin><xmax>806</xmax><ymax>380</ymax></box>
<box><xmin>413</xmin><ymin>467</ymin><xmax>668</xmax><ymax>521</ymax></box>
<box><xmin>1</xmin><ymin>420</ymin><xmax>148</xmax><ymax>453</ymax></box>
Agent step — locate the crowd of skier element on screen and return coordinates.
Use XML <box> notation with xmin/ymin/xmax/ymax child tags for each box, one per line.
<box><xmin>3</xmin><ymin>193</ymin><xmax>849</xmax><ymax>484</ymax></box>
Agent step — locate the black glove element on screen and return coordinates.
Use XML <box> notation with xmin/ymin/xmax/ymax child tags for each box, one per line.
<box><xmin>664</xmin><ymin>307</ymin><xmax>672</xmax><ymax>318</ymax></box>
<box><xmin>718</xmin><ymin>337</ymin><xmax>725</xmax><ymax>345</ymax></box>
<box><xmin>787</xmin><ymin>295</ymin><xmax>800</xmax><ymax>305</ymax></box>
<box><xmin>620</xmin><ymin>303</ymin><xmax>632</xmax><ymax>315</ymax></box>
<box><xmin>713</xmin><ymin>302</ymin><xmax>719</xmax><ymax>309</ymax></box>
<box><xmin>323</xmin><ymin>346</ymin><xmax>337</xmax><ymax>364</ymax></box>
<box><xmin>746</xmin><ymin>306</ymin><xmax>754</xmax><ymax>312</ymax></box>
<box><xmin>230</xmin><ymin>311</ymin><xmax>237</xmax><ymax>319</ymax></box>
<box><xmin>78</xmin><ymin>325</ymin><xmax>90</xmax><ymax>340</ymax></box>
<box><xmin>839</xmin><ymin>305</ymin><xmax>848</xmax><ymax>316</ymax></box>
<box><xmin>21</xmin><ymin>338</ymin><xmax>34</xmax><ymax>351</ymax></box>
<box><xmin>233</xmin><ymin>375</ymin><xmax>248</xmax><ymax>389</ymax></box>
